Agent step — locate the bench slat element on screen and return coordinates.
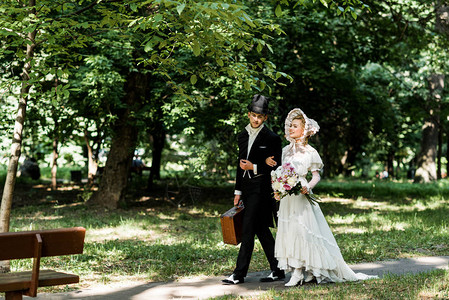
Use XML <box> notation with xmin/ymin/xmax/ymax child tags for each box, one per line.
<box><xmin>0</xmin><ymin>270</ymin><xmax>79</xmax><ymax>293</ymax></box>
<box><xmin>0</xmin><ymin>227</ymin><xmax>85</xmax><ymax>260</ymax></box>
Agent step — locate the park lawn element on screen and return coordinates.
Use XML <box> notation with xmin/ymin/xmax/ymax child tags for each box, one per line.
<box><xmin>3</xmin><ymin>179</ymin><xmax>449</xmax><ymax>298</ymax></box>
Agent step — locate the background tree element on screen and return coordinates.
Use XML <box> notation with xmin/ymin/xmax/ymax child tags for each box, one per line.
<box><xmin>413</xmin><ymin>1</ymin><xmax>449</xmax><ymax>182</ymax></box>
<box><xmin>86</xmin><ymin>1</ymin><xmax>291</xmax><ymax>208</ymax></box>
<box><xmin>69</xmin><ymin>33</ymin><xmax>130</xmax><ymax>185</ymax></box>
<box><xmin>0</xmin><ymin>0</ymin><xmax>40</xmax><ymax>235</ymax></box>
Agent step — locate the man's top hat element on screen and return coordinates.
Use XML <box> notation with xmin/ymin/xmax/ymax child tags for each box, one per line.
<box><xmin>247</xmin><ymin>94</ymin><xmax>269</xmax><ymax>114</ymax></box>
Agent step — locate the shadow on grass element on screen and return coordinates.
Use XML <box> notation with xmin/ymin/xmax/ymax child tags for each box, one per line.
<box><xmin>6</xmin><ymin>179</ymin><xmax>235</xmax><ymax>210</ymax></box>
<box><xmin>49</xmin><ymin>239</ymin><xmax>240</xmax><ymax>284</ymax></box>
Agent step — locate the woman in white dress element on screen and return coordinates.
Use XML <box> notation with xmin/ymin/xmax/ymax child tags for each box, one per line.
<box><xmin>267</xmin><ymin>108</ymin><xmax>376</xmax><ymax>287</ymax></box>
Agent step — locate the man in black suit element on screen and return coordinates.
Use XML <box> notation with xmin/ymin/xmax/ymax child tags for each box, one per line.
<box><xmin>222</xmin><ymin>94</ymin><xmax>285</xmax><ymax>285</ymax></box>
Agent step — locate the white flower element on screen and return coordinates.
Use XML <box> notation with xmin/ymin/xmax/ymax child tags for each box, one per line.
<box><xmin>272</xmin><ymin>181</ymin><xmax>281</xmax><ymax>191</ymax></box>
<box><xmin>287</xmin><ymin>176</ymin><xmax>297</xmax><ymax>187</ymax></box>
<box><xmin>274</xmin><ymin>166</ymin><xmax>282</xmax><ymax>175</ymax></box>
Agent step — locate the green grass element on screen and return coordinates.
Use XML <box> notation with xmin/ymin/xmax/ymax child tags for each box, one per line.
<box><xmin>2</xmin><ymin>179</ymin><xmax>449</xmax><ymax>298</ymax></box>
<box><xmin>7</xmin><ymin>187</ymin><xmax>241</xmax><ymax>286</ymax></box>
<box><xmin>316</xmin><ymin>179</ymin><xmax>449</xmax><ymax>201</ymax></box>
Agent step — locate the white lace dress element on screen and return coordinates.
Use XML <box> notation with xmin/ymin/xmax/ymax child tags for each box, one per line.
<box><xmin>275</xmin><ymin>145</ymin><xmax>373</xmax><ymax>283</ymax></box>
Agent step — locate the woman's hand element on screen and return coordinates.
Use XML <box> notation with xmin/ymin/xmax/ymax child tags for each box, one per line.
<box><xmin>300</xmin><ymin>186</ymin><xmax>309</xmax><ymax>194</ymax></box>
<box><xmin>274</xmin><ymin>192</ymin><xmax>280</xmax><ymax>201</ymax></box>
<box><xmin>265</xmin><ymin>156</ymin><xmax>277</xmax><ymax>167</ymax></box>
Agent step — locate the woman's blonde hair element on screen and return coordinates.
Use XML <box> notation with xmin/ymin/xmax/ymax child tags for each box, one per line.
<box><xmin>292</xmin><ymin>114</ymin><xmax>305</xmax><ymax>125</ymax></box>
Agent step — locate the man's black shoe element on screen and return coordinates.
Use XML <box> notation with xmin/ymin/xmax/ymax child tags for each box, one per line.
<box><xmin>260</xmin><ymin>270</ymin><xmax>285</xmax><ymax>282</ymax></box>
<box><xmin>222</xmin><ymin>274</ymin><xmax>244</xmax><ymax>285</ymax></box>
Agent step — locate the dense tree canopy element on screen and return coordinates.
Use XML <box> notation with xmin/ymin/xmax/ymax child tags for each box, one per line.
<box><xmin>0</xmin><ymin>0</ymin><xmax>448</xmax><ymax>215</ymax></box>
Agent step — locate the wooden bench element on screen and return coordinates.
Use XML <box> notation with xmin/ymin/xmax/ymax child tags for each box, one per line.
<box><xmin>0</xmin><ymin>227</ymin><xmax>86</xmax><ymax>300</ymax></box>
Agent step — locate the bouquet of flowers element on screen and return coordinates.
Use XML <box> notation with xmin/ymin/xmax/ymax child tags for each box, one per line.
<box><xmin>270</xmin><ymin>162</ymin><xmax>320</xmax><ymax>205</ymax></box>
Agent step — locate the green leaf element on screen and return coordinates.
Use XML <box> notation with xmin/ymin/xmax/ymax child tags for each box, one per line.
<box><xmin>216</xmin><ymin>58</ymin><xmax>224</xmax><ymax>67</ymax></box>
<box><xmin>192</xmin><ymin>40</ymin><xmax>201</xmax><ymax>56</ymax></box>
<box><xmin>242</xmin><ymin>12</ymin><xmax>255</xmax><ymax>27</ymax></box>
<box><xmin>351</xmin><ymin>11</ymin><xmax>357</xmax><ymax>20</ymax></box>
<box><xmin>190</xmin><ymin>74</ymin><xmax>197</xmax><ymax>85</ymax></box>
<box><xmin>177</xmin><ymin>3</ymin><xmax>186</xmax><ymax>15</ymax></box>
<box><xmin>144</xmin><ymin>36</ymin><xmax>160</xmax><ymax>52</ymax></box>
<box><xmin>153</xmin><ymin>14</ymin><xmax>163</xmax><ymax>25</ymax></box>
<box><xmin>275</xmin><ymin>5</ymin><xmax>282</xmax><ymax>17</ymax></box>
<box><xmin>320</xmin><ymin>0</ymin><xmax>329</xmax><ymax>8</ymax></box>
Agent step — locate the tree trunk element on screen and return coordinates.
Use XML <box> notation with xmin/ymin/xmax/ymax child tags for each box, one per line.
<box><xmin>447</xmin><ymin>131</ymin><xmax>449</xmax><ymax>178</ymax></box>
<box><xmin>437</xmin><ymin>127</ymin><xmax>442</xmax><ymax>179</ymax></box>
<box><xmin>147</xmin><ymin>99</ymin><xmax>166</xmax><ymax>190</ymax></box>
<box><xmin>414</xmin><ymin>74</ymin><xmax>442</xmax><ymax>183</ymax></box>
<box><xmin>435</xmin><ymin>1</ymin><xmax>449</xmax><ymax>180</ymax></box>
<box><xmin>414</xmin><ymin>120</ymin><xmax>438</xmax><ymax>183</ymax></box>
<box><xmin>147</xmin><ymin>129</ymin><xmax>165</xmax><ymax>190</ymax></box>
<box><xmin>84</xmin><ymin>129</ymin><xmax>98</xmax><ymax>186</ymax></box>
<box><xmin>88</xmin><ymin>125</ymin><xmax>137</xmax><ymax>208</ymax></box>
<box><xmin>338</xmin><ymin>151</ymin><xmax>346</xmax><ymax>175</ymax></box>
<box><xmin>321</xmin><ymin>141</ymin><xmax>330</xmax><ymax>178</ymax></box>
<box><xmin>51</xmin><ymin>135</ymin><xmax>59</xmax><ymax>190</ymax></box>
<box><xmin>436</xmin><ymin>2</ymin><xmax>449</xmax><ymax>36</ymax></box>
<box><xmin>408</xmin><ymin>157</ymin><xmax>416</xmax><ymax>180</ymax></box>
<box><xmin>387</xmin><ymin>150</ymin><xmax>395</xmax><ymax>179</ymax></box>
<box><xmin>88</xmin><ymin>72</ymin><xmax>147</xmax><ymax>208</ymax></box>
<box><xmin>0</xmin><ymin>0</ymin><xmax>37</xmax><ymax>273</ymax></box>
<box><xmin>341</xmin><ymin>147</ymin><xmax>358</xmax><ymax>176</ymax></box>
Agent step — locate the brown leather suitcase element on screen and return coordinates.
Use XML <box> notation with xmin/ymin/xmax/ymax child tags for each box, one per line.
<box><xmin>220</xmin><ymin>206</ymin><xmax>244</xmax><ymax>245</ymax></box>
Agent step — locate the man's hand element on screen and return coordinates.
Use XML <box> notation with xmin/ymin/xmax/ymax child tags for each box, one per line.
<box><xmin>234</xmin><ymin>194</ymin><xmax>241</xmax><ymax>206</ymax></box>
<box><xmin>265</xmin><ymin>156</ymin><xmax>277</xmax><ymax>167</ymax></box>
<box><xmin>239</xmin><ymin>159</ymin><xmax>254</xmax><ymax>170</ymax></box>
